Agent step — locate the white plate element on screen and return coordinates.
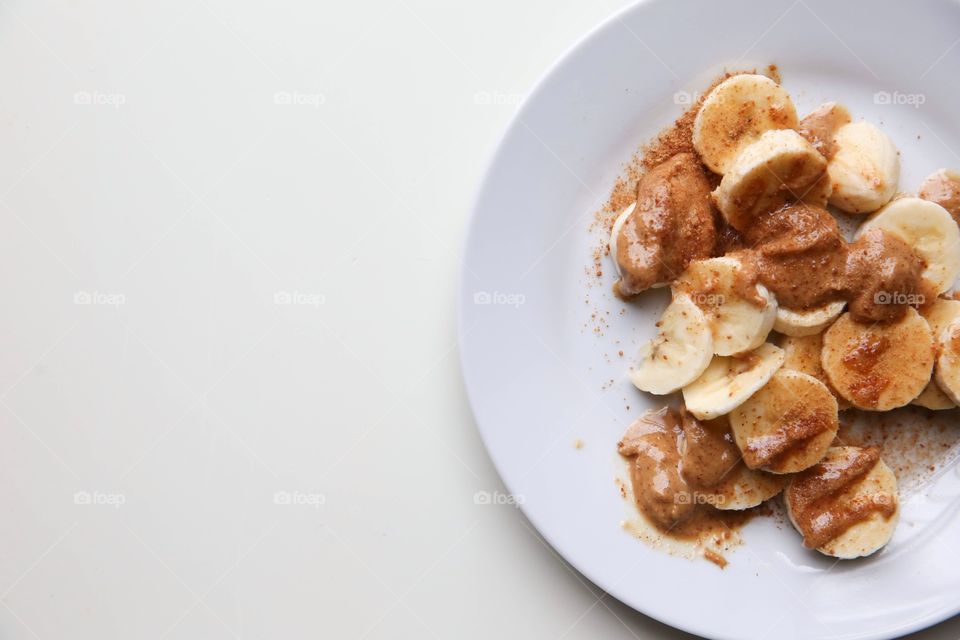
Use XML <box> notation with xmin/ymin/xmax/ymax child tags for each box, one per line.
<box><xmin>458</xmin><ymin>1</ymin><xmax>960</xmax><ymax>638</ymax></box>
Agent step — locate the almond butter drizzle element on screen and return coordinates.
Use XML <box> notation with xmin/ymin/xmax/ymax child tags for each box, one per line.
<box><xmin>788</xmin><ymin>447</ymin><xmax>896</xmax><ymax>549</ymax></box>
<box><xmin>743</xmin><ymin>406</ymin><xmax>833</xmax><ymax>468</ymax></box>
<box><xmin>618</xmin><ymin>408</ymin><xmax>761</xmax><ymax>538</ymax></box>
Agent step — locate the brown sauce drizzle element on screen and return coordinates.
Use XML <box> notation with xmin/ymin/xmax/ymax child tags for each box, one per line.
<box><xmin>789</xmin><ymin>447</ymin><xmax>896</xmax><ymax>549</ymax></box>
<box><xmin>840</xmin><ymin>332</ymin><xmax>893</xmax><ymax>407</ymax></box>
<box><xmin>744</xmin><ymin>406</ymin><xmax>833</xmax><ymax>467</ymax></box>
<box><xmin>614</xmin><ymin>153</ymin><xmax>717</xmax><ymax>297</ymax></box>
<box><xmin>737</xmin><ymin>204</ymin><xmax>925</xmax><ymax>323</ymax></box>
<box><xmin>841</xmin><ymin>333</ymin><xmax>890</xmax><ymax>373</ymax></box>
<box><xmin>618</xmin><ymin>408</ymin><xmax>759</xmax><ymax>538</ymax></box>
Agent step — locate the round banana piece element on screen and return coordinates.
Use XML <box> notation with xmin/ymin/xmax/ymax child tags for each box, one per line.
<box><xmin>827</xmin><ymin>121</ymin><xmax>900</xmax><ymax>214</ymax></box>
<box><xmin>919</xmin><ymin>168</ymin><xmax>960</xmax><ymax>225</ymax></box>
<box><xmin>692</xmin><ymin>74</ymin><xmax>798</xmax><ymax>175</ymax></box>
<box><xmin>730</xmin><ymin>369</ymin><xmax>839</xmax><ymax>474</ymax></box>
<box><xmin>608</xmin><ymin>202</ymin><xmax>636</xmax><ymax>277</ymax></box>
<box><xmin>821</xmin><ymin>308</ymin><xmax>934</xmax><ymax>410</ymax></box>
<box><xmin>774</xmin><ymin>300</ymin><xmax>846</xmax><ymax>337</ymax></box>
<box><xmin>778</xmin><ymin>333</ymin><xmax>850</xmax><ymax>410</ymax></box>
<box><xmin>629</xmin><ymin>293</ymin><xmax>713</xmax><ymax>395</ymax></box>
<box><xmin>785</xmin><ymin>446</ymin><xmax>899</xmax><ymax>559</ymax></box>
<box><xmin>673</xmin><ymin>256</ymin><xmax>777</xmax><ymax>356</ymax></box>
<box><xmin>857</xmin><ymin>197</ymin><xmax>960</xmax><ymax>295</ymax></box>
<box><xmin>934</xmin><ymin>317</ymin><xmax>960</xmax><ymax>404</ymax></box>
<box><xmin>682</xmin><ymin>343</ymin><xmax>784</xmax><ymax>420</ymax></box>
<box><xmin>912</xmin><ymin>380</ymin><xmax>955</xmax><ymax>410</ymax></box>
<box><xmin>913</xmin><ymin>297</ymin><xmax>960</xmax><ymax>409</ymax></box>
<box><xmin>703</xmin><ymin>465</ymin><xmax>788</xmax><ymax>511</ymax></box>
<box><xmin>713</xmin><ymin>129</ymin><xmax>827</xmax><ymax>232</ymax></box>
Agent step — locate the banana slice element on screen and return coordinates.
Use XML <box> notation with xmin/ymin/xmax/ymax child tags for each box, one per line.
<box><xmin>778</xmin><ymin>333</ymin><xmax>850</xmax><ymax>410</ymax></box>
<box><xmin>692</xmin><ymin>74</ymin><xmax>798</xmax><ymax>174</ymax></box>
<box><xmin>821</xmin><ymin>308</ymin><xmax>934</xmax><ymax>410</ymax></box>
<box><xmin>912</xmin><ymin>380</ymin><xmax>955</xmax><ymax>410</ymax></box>
<box><xmin>913</xmin><ymin>297</ymin><xmax>960</xmax><ymax>409</ymax></box>
<box><xmin>827</xmin><ymin>121</ymin><xmax>900</xmax><ymax>214</ymax></box>
<box><xmin>713</xmin><ymin>129</ymin><xmax>827</xmax><ymax>232</ymax></box>
<box><xmin>629</xmin><ymin>293</ymin><xmax>713</xmax><ymax>395</ymax></box>
<box><xmin>673</xmin><ymin>257</ymin><xmax>777</xmax><ymax>356</ymax></box>
<box><xmin>785</xmin><ymin>446</ymin><xmax>899</xmax><ymax>559</ymax></box>
<box><xmin>923</xmin><ymin>295</ymin><xmax>960</xmax><ymax>334</ymax></box>
<box><xmin>919</xmin><ymin>168</ymin><xmax>960</xmax><ymax>225</ymax></box>
<box><xmin>774</xmin><ymin>300</ymin><xmax>846</xmax><ymax>337</ymax></box>
<box><xmin>704</xmin><ymin>465</ymin><xmax>788</xmax><ymax>511</ymax></box>
<box><xmin>857</xmin><ymin>197</ymin><xmax>960</xmax><ymax>294</ymax></box>
<box><xmin>934</xmin><ymin>317</ymin><xmax>960</xmax><ymax>404</ymax></box>
<box><xmin>682</xmin><ymin>343</ymin><xmax>784</xmax><ymax>420</ymax></box>
<box><xmin>608</xmin><ymin>202</ymin><xmax>636</xmax><ymax>278</ymax></box>
<box><xmin>730</xmin><ymin>369</ymin><xmax>839</xmax><ymax>474</ymax></box>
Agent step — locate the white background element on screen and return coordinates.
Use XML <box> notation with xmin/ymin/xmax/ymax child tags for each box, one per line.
<box><xmin>0</xmin><ymin>0</ymin><xmax>957</xmax><ymax>638</ymax></box>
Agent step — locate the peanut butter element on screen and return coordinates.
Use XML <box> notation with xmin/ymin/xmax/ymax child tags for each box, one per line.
<box><xmin>614</xmin><ymin>153</ymin><xmax>717</xmax><ymax>297</ymax></box>
<box><xmin>787</xmin><ymin>447</ymin><xmax>896</xmax><ymax>549</ymax></box>
<box><xmin>618</xmin><ymin>408</ymin><xmax>763</xmax><ymax>537</ymax></box>
<box><xmin>738</xmin><ymin>204</ymin><xmax>925</xmax><ymax>322</ymax></box>
<box><xmin>844</xmin><ymin>229</ymin><xmax>925</xmax><ymax>323</ymax></box>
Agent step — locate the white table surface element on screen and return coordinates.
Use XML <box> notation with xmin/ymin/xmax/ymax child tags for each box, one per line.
<box><xmin>0</xmin><ymin>1</ymin><xmax>956</xmax><ymax>638</ymax></box>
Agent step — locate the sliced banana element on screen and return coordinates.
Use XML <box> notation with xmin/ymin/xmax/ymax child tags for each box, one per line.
<box><xmin>713</xmin><ymin>129</ymin><xmax>827</xmax><ymax>232</ymax></box>
<box><xmin>682</xmin><ymin>343</ymin><xmax>784</xmax><ymax>420</ymax></box>
<box><xmin>923</xmin><ymin>296</ymin><xmax>960</xmax><ymax>334</ymax></box>
<box><xmin>692</xmin><ymin>74</ymin><xmax>798</xmax><ymax>175</ymax></box>
<box><xmin>912</xmin><ymin>380</ymin><xmax>955</xmax><ymax>410</ymax></box>
<box><xmin>673</xmin><ymin>256</ymin><xmax>777</xmax><ymax>356</ymax></box>
<box><xmin>629</xmin><ymin>293</ymin><xmax>713</xmax><ymax>395</ymax></box>
<box><xmin>919</xmin><ymin>168</ymin><xmax>960</xmax><ymax>225</ymax></box>
<box><xmin>778</xmin><ymin>333</ymin><xmax>850</xmax><ymax>410</ymax></box>
<box><xmin>608</xmin><ymin>202</ymin><xmax>636</xmax><ymax>278</ymax></box>
<box><xmin>857</xmin><ymin>197</ymin><xmax>960</xmax><ymax>294</ymax></box>
<box><xmin>821</xmin><ymin>308</ymin><xmax>934</xmax><ymax>410</ymax></box>
<box><xmin>704</xmin><ymin>465</ymin><xmax>788</xmax><ymax>511</ymax></box>
<box><xmin>934</xmin><ymin>317</ymin><xmax>960</xmax><ymax>404</ymax></box>
<box><xmin>785</xmin><ymin>446</ymin><xmax>899</xmax><ymax>559</ymax></box>
<box><xmin>827</xmin><ymin>121</ymin><xmax>900</xmax><ymax>214</ymax></box>
<box><xmin>913</xmin><ymin>297</ymin><xmax>960</xmax><ymax>409</ymax></box>
<box><xmin>730</xmin><ymin>369</ymin><xmax>839</xmax><ymax>474</ymax></box>
<box><xmin>774</xmin><ymin>300</ymin><xmax>846</xmax><ymax>337</ymax></box>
